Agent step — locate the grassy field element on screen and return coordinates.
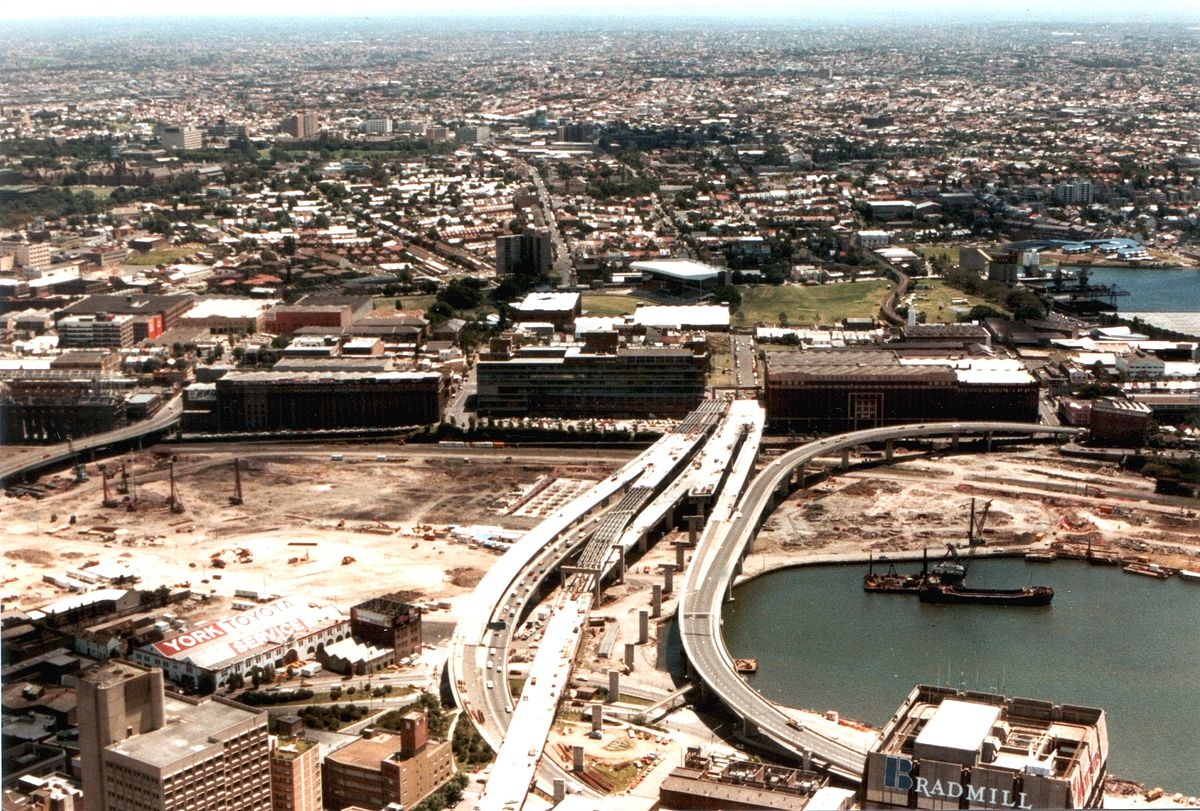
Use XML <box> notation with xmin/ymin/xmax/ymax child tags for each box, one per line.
<box><xmin>580</xmin><ymin>293</ymin><xmax>654</xmax><ymax>316</ymax></box>
<box><xmin>734</xmin><ymin>280</ymin><xmax>892</xmax><ymax>327</ymax></box>
<box><xmin>373</xmin><ymin>294</ymin><xmax>438</xmax><ymax>312</ymax></box>
<box><xmin>124</xmin><ymin>245</ymin><xmax>203</xmax><ymax>266</ymax></box>
<box><xmin>707</xmin><ymin>334</ymin><xmax>734</xmax><ymax>387</ymax></box>
<box><xmin>909</xmin><ymin>278</ymin><xmax>1008</xmax><ymax>324</ymax></box>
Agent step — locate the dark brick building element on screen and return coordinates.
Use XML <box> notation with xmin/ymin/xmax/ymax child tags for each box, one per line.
<box><xmin>765</xmin><ymin>350</ymin><xmax>1038</xmax><ymax>433</ymax></box>
<box><xmin>350</xmin><ymin>595</ymin><xmax>422</xmax><ymax>661</ymax></box>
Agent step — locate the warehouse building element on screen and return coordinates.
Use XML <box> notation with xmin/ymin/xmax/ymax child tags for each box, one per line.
<box><xmin>765</xmin><ymin>350</ymin><xmax>1038</xmax><ymax>433</ymax></box>
<box><xmin>476</xmin><ymin>335</ymin><xmax>707</xmax><ymax>418</ymax></box>
<box><xmin>131</xmin><ymin>596</ymin><xmax>348</xmax><ymax>691</ymax></box>
<box><xmin>208</xmin><ymin>370</ymin><xmax>446</xmax><ymax>433</ymax></box>
<box><xmin>862</xmin><ymin>684</ymin><xmax>1107</xmax><ymax>809</ymax></box>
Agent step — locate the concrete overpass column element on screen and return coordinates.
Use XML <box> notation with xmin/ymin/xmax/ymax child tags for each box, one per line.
<box><xmin>885</xmin><ymin>438</ymin><xmax>894</xmax><ymax>462</ymax></box>
<box><xmin>725</xmin><ymin>579</ymin><xmax>735</xmax><ymax>602</ymax></box>
<box><xmin>616</xmin><ymin>552</ymin><xmax>626</xmax><ymax>585</ymax></box>
<box><xmin>607</xmin><ymin>669</ymin><xmax>620</xmax><ymax>703</ymax></box>
<box><xmin>840</xmin><ymin>447</ymin><xmax>850</xmax><ymax>470</ymax></box>
<box><xmin>637</xmin><ymin>532</ymin><xmax>648</xmax><ymax>554</ymax></box>
<box><xmin>638</xmin><ymin>610</ymin><xmax>649</xmax><ymax>643</ymax></box>
<box><xmin>742</xmin><ymin>717</ymin><xmax>757</xmax><ymax>738</ymax></box>
<box><xmin>687</xmin><ymin>514</ymin><xmax>702</xmax><ymax>546</ymax></box>
<box><xmin>732</xmin><ymin>557</ymin><xmax>743</xmax><ymax>577</ymax></box>
<box><xmin>675</xmin><ymin>542</ymin><xmax>687</xmax><ymax>570</ymax></box>
<box><xmin>592</xmin><ymin>704</ymin><xmax>603</xmax><ymax>732</ymax></box>
<box><xmin>952</xmin><ymin>432</ymin><xmax>961</xmax><ymax>450</ymax></box>
<box><xmin>553</xmin><ymin>778</ymin><xmax>566</xmax><ymax>805</ymax></box>
<box><xmin>663</xmin><ymin>565</ymin><xmax>674</xmax><ymax>594</ymax></box>
<box><xmin>802</xmin><ymin>749</ymin><xmax>812</xmax><ymax>772</ymax></box>
<box><xmin>665</xmin><ymin>504</ymin><xmax>675</xmax><ymax>529</ymax></box>
<box><xmin>572</xmin><ymin>744</ymin><xmax>585</xmax><ymax>771</ymax></box>
<box><xmin>985</xmin><ymin>431</ymin><xmax>994</xmax><ymax>451</ymax></box>
<box><xmin>624</xmin><ymin>643</ymin><xmax>635</xmax><ymax>670</ymax></box>
<box><xmin>651</xmin><ymin>585</ymin><xmax>662</xmax><ymax>618</ymax></box>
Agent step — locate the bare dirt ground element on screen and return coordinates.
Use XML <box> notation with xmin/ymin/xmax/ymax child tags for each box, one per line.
<box><xmin>746</xmin><ymin>448</ymin><xmax>1200</xmax><ymax>573</ymax></box>
<box><xmin>1</xmin><ymin>448</ymin><xmax>625</xmax><ymax>628</ymax></box>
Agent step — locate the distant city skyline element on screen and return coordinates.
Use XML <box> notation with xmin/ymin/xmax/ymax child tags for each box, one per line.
<box><xmin>3</xmin><ymin>1</ymin><xmax>1200</xmax><ymax>22</ymax></box>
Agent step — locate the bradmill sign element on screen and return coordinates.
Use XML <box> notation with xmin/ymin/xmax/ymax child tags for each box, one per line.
<box><xmin>884</xmin><ymin>755</ymin><xmax>1035</xmax><ymax>810</ymax></box>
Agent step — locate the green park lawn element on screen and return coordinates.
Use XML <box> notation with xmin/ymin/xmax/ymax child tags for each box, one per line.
<box><xmin>124</xmin><ymin>245</ymin><xmax>203</xmax><ymax>266</ymax></box>
<box><xmin>909</xmin><ymin>279</ymin><xmax>1009</xmax><ymax>324</ymax></box>
<box><xmin>734</xmin><ymin>280</ymin><xmax>893</xmax><ymax>327</ymax></box>
<box><xmin>580</xmin><ymin>293</ymin><xmax>655</xmax><ymax>317</ymax></box>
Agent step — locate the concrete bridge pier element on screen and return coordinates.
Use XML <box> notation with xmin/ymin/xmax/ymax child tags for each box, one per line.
<box><xmin>608</xmin><ymin>669</ymin><xmax>620</xmax><ymax>703</ymax></box>
<box><xmin>616</xmin><ymin>551</ymin><xmax>626</xmax><ymax>585</ymax></box>
<box><xmin>985</xmin><ymin>431</ymin><xmax>994</xmax><ymax>451</ymax></box>
<box><xmin>675</xmin><ymin>542</ymin><xmax>687</xmax><ymax>570</ymax></box>
<box><xmin>687</xmin><ymin>514</ymin><xmax>702</xmax><ymax>546</ymax></box>
<box><xmin>637</xmin><ymin>533</ymin><xmax>648</xmax><ymax>554</ymax></box>
<box><xmin>638</xmin><ymin>610</ymin><xmax>649</xmax><ymax>643</ymax></box>
<box><xmin>553</xmin><ymin>778</ymin><xmax>566</xmax><ymax>804</ymax></box>
<box><xmin>592</xmin><ymin>704</ymin><xmax>603</xmax><ymax>732</ymax></box>
<box><xmin>840</xmin><ymin>447</ymin><xmax>850</xmax><ymax>470</ymax></box>
<box><xmin>663</xmin><ymin>565</ymin><xmax>674</xmax><ymax>594</ymax></box>
<box><xmin>885</xmin><ymin>438</ymin><xmax>894</xmax><ymax>462</ymax></box>
<box><xmin>572</xmin><ymin>745</ymin><xmax>585</xmax><ymax>772</ymax></box>
<box><xmin>952</xmin><ymin>432</ymin><xmax>961</xmax><ymax>450</ymax></box>
<box><xmin>742</xmin><ymin>717</ymin><xmax>757</xmax><ymax>738</ymax></box>
<box><xmin>624</xmin><ymin>643</ymin><xmax>635</xmax><ymax>671</ymax></box>
<box><xmin>651</xmin><ymin>585</ymin><xmax>662</xmax><ymax>618</ymax></box>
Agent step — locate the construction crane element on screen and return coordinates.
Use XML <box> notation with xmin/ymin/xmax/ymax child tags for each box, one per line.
<box><xmin>932</xmin><ymin>499</ymin><xmax>993</xmax><ymax>584</ymax></box>
<box><xmin>229</xmin><ymin>458</ymin><xmax>244</xmax><ymax>506</ymax></box>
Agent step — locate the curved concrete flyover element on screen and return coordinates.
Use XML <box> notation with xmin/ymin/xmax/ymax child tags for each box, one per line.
<box><xmin>679</xmin><ymin>421</ymin><xmax>1088</xmax><ymax>782</ymax></box>
<box><xmin>0</xmin><ymin>396</ymin><xmax>183</xmax><ymax>485</ymax></box>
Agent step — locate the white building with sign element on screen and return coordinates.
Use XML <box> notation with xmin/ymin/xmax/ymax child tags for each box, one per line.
<box><xmin>132</xmin><ymin>596</ymin><xmax>348</xmax><ymax>690</ymax></box>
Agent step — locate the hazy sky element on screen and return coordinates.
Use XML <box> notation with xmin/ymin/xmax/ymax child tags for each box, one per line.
<box><xmin>3</xmin><ymin>0</ymin><xmax>1200</xmax><ymax>21</ymax></box>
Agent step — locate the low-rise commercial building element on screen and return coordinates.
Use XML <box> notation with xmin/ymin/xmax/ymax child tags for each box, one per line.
<box><xmin>131</xmin><ymin>596</ymin><xmax>348</xmax><ymax>691</ymax></box>
<box><xmin>180</xmin><ymin>297</ymin><xmax>279</xmax><ymax>335</ymax></box>
<box><xmin>511</xmin><ymin>292</ymin><xmax>581</xmax><ymax>330</ymax></box>
<box><xmin>57</xmin><ymin>314</ymin><xmax>135</xmax><ymax>348</ymax></box>
<box><xmin>862</xmin><ymin>684</ymin><xmax>1107</xmax><ymax>809</ymax></box>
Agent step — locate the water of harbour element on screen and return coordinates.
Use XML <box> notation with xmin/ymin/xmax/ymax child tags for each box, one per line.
<box><xmin>1079</xmin><ymin>266</ymin><xmax>1200</xmax><ymax>313</ymax></box>
<box><xmin>716</xmin><ymin>558</ymin><xmax>1200</xmax><ymax>795</ymax></box>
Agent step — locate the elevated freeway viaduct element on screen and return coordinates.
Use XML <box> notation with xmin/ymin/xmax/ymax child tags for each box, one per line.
<box><xmin>0</xmin><ymin>396</ymin><xmax>183</xmax><ymax>486</ymax></box>
<box><xmin>679</xmin><ymin>421</ymin><xmax>1087</xmax><ymax>782</ymax></box>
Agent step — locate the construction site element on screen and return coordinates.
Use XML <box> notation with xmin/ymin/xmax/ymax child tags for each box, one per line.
<box><xmin>743</xmin><ymin>445</ymin><xmax>1200</xmax><ymax>575</ymax></box>
<box><xmin>3</xmin><ymin>430</ymin><xmax>1198</xmax><ymax>810</ymax></box>
<box><xmin>0</xmin><ymin>444</ymin><xmax>631</xmax><ymax>622</ymax></box>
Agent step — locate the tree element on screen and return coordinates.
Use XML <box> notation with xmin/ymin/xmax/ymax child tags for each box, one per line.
<box><xmin>713</xmin><ymin>285</ymin><xmax>742</xmax><ymax>310</ymax></box>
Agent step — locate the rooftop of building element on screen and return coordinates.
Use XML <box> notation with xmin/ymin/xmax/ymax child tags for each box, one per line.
<box><xmin>182</xmin><ymin>297</ymin><xmax>280</xmax><ymax>319</ymax></box>
<box><xmin>138</xmin><ymin>595</ymin><xmax>345</xmax><ymax>670</ymax></box>
<box><xmin>80</xmin><ymin>659</ymin><xmax>158</xmax><ymax>689</ymax></box>
<box><xmin>633</xmin><ymin>304</ymin><xmax>730</xmax><ymax>329</ymax></box>
<box><xmin>513</xmin><ymin>291</ymin><xmax>581</xmax><ymax>312</ymax></box>
<box><xmin>107</xmin><ymin>696</ymin><xmax>262</xmax><ymax>768</ymax></box>
<box><xmin>630</xmin><ymin>258</ymin><xmax>723</xmax><ymax>282</ymax></box>
<box><xmin>875</xmin><ymin>685</ymin><xmax>1107</xmax><ymax>780</ymax></box>
<box><xmin>325</xmin><ymin>729</ymin><xmax>403</xmax><ymax>769</ymax></box>
<box><xmin>272</xmin><ymin>736</ymin><xmax>317</xmax><ymax>760</ymax></box>
<box><xmin>219</xmin><ymin>369</ymin><xmax>442</xmax><ymax>385</ymax></box>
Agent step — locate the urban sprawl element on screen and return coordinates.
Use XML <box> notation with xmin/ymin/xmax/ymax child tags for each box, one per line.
<box><xmin>1</xmin><ymin>18</ymin><xmax>1198</xmax><ymax>811</ymax></box>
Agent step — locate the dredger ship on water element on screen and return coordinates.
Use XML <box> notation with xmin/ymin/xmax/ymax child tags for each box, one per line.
<box><xmin>863</xmin><ymin>500</ymin><xmax>1055</xmax><ymax>607</ymax></box>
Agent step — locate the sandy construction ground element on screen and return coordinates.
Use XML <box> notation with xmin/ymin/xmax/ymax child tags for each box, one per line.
<box><xmin>1</xmin><ymin>447</ymin><xmax>627</xmax><ymax>625</ymax></box>
<box><xmin>745</xmin><ymin>447</ymin><xmax>1200</xmax><ymax>573</ymax></box>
